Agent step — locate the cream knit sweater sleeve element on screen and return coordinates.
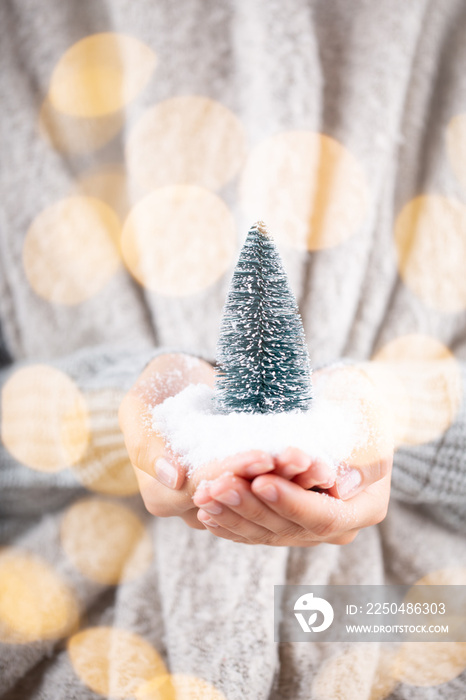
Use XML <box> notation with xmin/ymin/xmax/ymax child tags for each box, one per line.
<box><xmin>391</xmin><ymin>365</ymin><xmax>466</xmax><ymax>532</ymax></box>
<box><xmin>0</xmin><ymin>343</ymin><xmax>164</xmax><ymax>536</ymax></box>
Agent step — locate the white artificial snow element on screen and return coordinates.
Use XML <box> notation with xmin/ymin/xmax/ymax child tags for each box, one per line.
<box><xmin>151</xmin><ymin>383</ymin><xmax>364</xmax><ymax>476</ymax></box>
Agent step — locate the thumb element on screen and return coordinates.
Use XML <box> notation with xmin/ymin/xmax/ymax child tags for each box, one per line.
<box><xmin>329</xmin><ymin>455</ymin><xmax>393</xmax><ymax>501</ymax></box>
<box><xmin>118</xmin><ymin>391</ymin><xmax>187</xmax><ymax>490</ymax></box>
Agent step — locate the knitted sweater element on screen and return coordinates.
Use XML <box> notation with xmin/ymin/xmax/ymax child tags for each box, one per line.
<box><xmin>1</xmin><ymin>1</ymin><xmax>466</xmax><ymax>698</ymax></box>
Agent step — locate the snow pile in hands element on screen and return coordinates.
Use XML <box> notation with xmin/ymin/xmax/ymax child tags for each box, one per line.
<box><xmin>151</xmin><ymin>383</ymin><xmax>363</xmax><ymax>476</ymax></box>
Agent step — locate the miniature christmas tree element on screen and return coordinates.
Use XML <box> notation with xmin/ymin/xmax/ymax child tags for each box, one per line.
<box><xmin>214</xmin><ymin>221</ymin><xmax>313</xmax><ymax>414</ymax></box>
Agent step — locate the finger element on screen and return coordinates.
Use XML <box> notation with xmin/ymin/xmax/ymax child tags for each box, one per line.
<box><xmin>119</xmin><ymin>353</ymin><xmax>214</xmax><ymax>486</ymax></box>
<box><xmin>119</xmin><ymin>391</ymin><xmax>186</xmax><ymax>488</ymax></box>
<box><xmin>251</xmin><ymin>474</ymin><xmax>388</xmax><ymax>537</ymax></box>
<box><xmin>273</xmin><ymin>447</ymin><xmax>312</xmax><ymax>479</ymax></box>
<box><xmin>136</xmin><ymin>449</ymin><xmax>276</xmax><ymax>517</ymax></box>
<box><xmin>330</xmin><ymin>455</ymin><xmax>393</xmax><ymax>501</ymax></box>
<box><xmin>198</xmin><ymin>503</ymin><xmax>274</xmax><ymax>543</ymax></box>
<box><xmin>274</xmin><ymin>448</ymin><xmax>335</xmax><ymax>488</ymax></box>
<box><xmin>194</xmin><ymin>473</ymin><xmax>298</xmax><ymax>537</ymax></box>
<box><xmin>291</xmin><ymin>459</ymin><xmax>336</xmax><ymax>490</ymax></box>
<box><xmin>119</xmin><ymin>392</ymin><xmax>163</xmax><ymax>473</ymax></box>
<box><xmin>326</xmin><ymin>529</ymin><xmax>361</xmax><ymax>546</ymax></box>
<box><xmin>196</xmin><ymin>510</ymin><xmax>250</xmax><ymax>543</ymax></box>
<box><xmin>180</xmin><ymin>510</ymin><xmax>206</xmax><ymax>530</ymax></box>
<box><xmin>134</xmin><ymin>465</ymin><xmax>194</xmax><ymax>517</ymax></box>
<box><xmin>192</xmin><ymin>450</ymin><xmax>275</xmax><ymax>486</ymax></box>
<box><xmin>216</xmin><ymin>450</ymin><xmax>275</xmax><ymax>479</ymax></box>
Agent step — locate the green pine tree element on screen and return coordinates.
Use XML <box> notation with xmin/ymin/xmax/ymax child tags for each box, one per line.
<box><xmin>214</xmin><ymin>221</ymin><xmax>313</xmax><ymax>414</ymax></box>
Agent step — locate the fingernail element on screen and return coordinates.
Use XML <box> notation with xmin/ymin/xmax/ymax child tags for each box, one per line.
<box><xmin>313</xmin><ymin>462</ymin><xmax>335</xmax><ymax>486</ymax></box>
<box><xmin>199</xmin><ymin>512</ymin><xmax>219</xmax><ymax>527</ymax></box>
<box><xmin>193</xmin><ymin>480</ymin><xmax>212</xmax><ymax>504</ymax></box>
<box><xmin>337</xmin><ymin>469</ymin><xmax>362</xmax><ymax>499</ymax></box>
<box><xmin>205</xmin><ymin>519</ymin><xmax>219</xmax><ymax>528</ymax></box>
<box><xmin>244</xmin><ymin>462</ymin><xmax>274</xmax><ymax>477</ymax></box>
<box><xmin>256</xmin><ymin>484</ymin><xmax>278</xmax><ymax>502</ymax></box>
<box><xmin>279</xmin><ymin>463</ymin><xmax>302</xmax><ymax>478</ymax></box>
<box><xmin>200</xmin><ymin>501</ymin><xmax>223</xmax><ymax>515</ymax></box>
<box><xmin>154</xmin><ymin>457</ymin><xmax>178</xmax><ymax>489</ymax></box>
<box><xmin>215</xmin><ymin>489</ymin><xmax>241</xmax><ymax>506</ymax></box>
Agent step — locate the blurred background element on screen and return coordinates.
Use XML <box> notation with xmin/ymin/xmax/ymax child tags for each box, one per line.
<box><xmin>1</xmin><ymin>1</ymin><xmax>466</xmax><ymax>698</ymax></box>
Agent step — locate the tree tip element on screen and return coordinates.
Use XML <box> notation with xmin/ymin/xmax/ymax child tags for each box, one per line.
<box><xmin>250</xmin><ymin>220</ymin><xmax>270</xmax><ymax>237</ymax></box>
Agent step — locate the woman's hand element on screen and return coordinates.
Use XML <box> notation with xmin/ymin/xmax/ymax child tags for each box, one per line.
<box><xmin>119</xmin><ymin>352</ymin><xmax>214</xmax><ymax>485</ymax></box>
<box><xmin>191</xmin><ymin>462</ymin><xmax>391</xmax><ymax>546</ymax></box>
<box><xmin>191</xmin><ymin>364</ymin><xmax>394</xmax><ymax>545</ymax></box>
<box><xmin>120</xmin><ymin>359</ymin><xmax>393</xmax><ymax>542</ymax></box>
<box><xmin>118</xmin><ymin>353</ymin><xmax>212</xmax><ymax>529</ymax></box>
<box><xmin>118</xmin><ymin>353</ymin><xmax>276</xmax><ymax>529</ymax></box>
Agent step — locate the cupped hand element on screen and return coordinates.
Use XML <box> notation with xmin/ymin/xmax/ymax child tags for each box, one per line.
<box><xmin>118</xmin><ymin>353</ymin><xmax>277</xmax><ymax>529</ymax></box>
<box><xmin>191</xmin><ymin>364</ymin><xmax>394</xmax><ymax>545</ymax></box>
<box><xmin>120</xmin><ymin>358</ymin><xmax>393</xmax><ymax>542</ymax></box>
<box><xmin>191</xmin><ymin>461</ymin><xmax>391</xmax><ymax>546</ymax></box>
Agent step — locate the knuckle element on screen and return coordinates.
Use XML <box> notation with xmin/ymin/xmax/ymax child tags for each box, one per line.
<box><xmin>313</xmin><ymin>510</ymin><xmax>340</xmax><ymax>538</ymax></box>
<box><xmin>279</xmin><ymin>447</ymin><xmax>295</xmax><ymax>463</ymax></box>
<box><xmin>253</xmin><ymin>531</ymin><xmax>275</xmax><ymax>546</ymax></box>
<box><xmin>140</xmin><ymin>489</ymin><xmax>186</xmax><ymax>518</ymax></box>
<box><xmin>336</xmin><ymin>530</ymin><xmax>359</xmax><ymax>545</ymax></box>
<box><xmin>281</xmin><ymin>497</ymin><xmax>303</xmax><ymax>521</ymax></box>
<box><xmin>366</xmin><ymin>489</ymin><xmax>391</xmax><ymax>526</ymax></box>
<box><xmin>374</xmin><ymin>502</ymin><xmax>389</xmax><ymax>525</ymax></box>
<box><xmin>246</xmin><ymin>503</ymin><xmax>272</xmax><ymax>525</ymax></box>
<box><xmin>186</xmin><ymin>520</ymin><xmax>206</xmax><ymax>530</ymax></box>
<box><xmin>224</xmin><ymin>512</ymin><xmax>244</xmax><ymax>530</ymax></box>
<box><xmin>244</xmin><ymin>532</ymin><xmax>270</xmax><ymax>545</ymax></box>
<box><xmin>278</xmin><ymin>523</ymin><xmax>301</xmax><ymax>540</ymax></box>
<box><xmin>141</xmin><ymin>498</ymin><xmax>172</xmax><ymax>518</ymax></box>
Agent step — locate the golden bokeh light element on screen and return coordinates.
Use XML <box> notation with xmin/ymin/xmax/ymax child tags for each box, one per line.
<box><xmin>126</xmin><ymin>96</ymin><xmax>247</xmax><ymax>192</ymax></box>
<box><xmin>392</xmin><ymin>567</ymin><xmax>466</xmax><ymax>687</ymax></box>
<box><xmin>72</xmin><ymin>388</ymin><xmax>139</xmax><ymax>496</ymax></box>
<box><xmin>361</xmin><ymin>362</ymin><xmax>411</xmax><ymax>448</ymax></box>
<box><xmin>312</xmin><ymin>646</ymin><xmax>379</xmax><ymax>700</ymax></box>
<box><xmin>76</xmin><ymin>165</ymin><xmax>133</xmax><ymax>222</ymax></box>
<box><xmin>315</xmin><ymin>365</ymin><xmax>394</xmax><ymax>469</ymax></box>
<box><xmin>23</xmin><ymin>196</ymin><xmax>121</xmax><ymax>305</ymax></box>
<box><xmin>0</xmin><ymin>549</ymin><xmax>79</xmax><ymax>644</ymax></box>
<box><xmin>135</xmin><ymin>674</ymin><xmax>176</xmax><ymax>700</ymax></box>
<box><xmin>239</xmin><ymin>131</ymin><xmax>369</xmax><ymax>251</ymax></box>
<box><xmin>1</xmin><ymin>365</ymin><xmax>89</xmax><ymax>472</ymax></box>
<box><xmin>49</xmin><ymin>33</ymin><xmax>157</xmax><ymax>118</ymax></box>
<box><xmin>372</xmin><ymin>334</ymin><xmax>462</xmax><ymax>446</ymax></box>
<box><xmin>61</xmin><ymin>498</ymin><xmax>153</xmax><ymax>585</ymax></box>
<box><xmin>68</xmin><ymin>627</ymin><xmax>166</xmax><ymax>698</ymax></box>
<box><xmin>121</xmin><ymin>185</ymin><xmax>236</xmax><ymax>296</ymax></box>
<box><xmin>414</xmin><ymin>568</ymin><xmax>466</xmax><ymax>586</ymax></box>
<box><xmin>393</xmin><ymin>642</ymin><xmax>466</xmax><ymax>687</ymax></box>
<box><xmin>38</xmin><ymin>97</ymin><xmax>124</xmax><ymax>155</ymax></box>
<box><xmin>446</xmin><ymin>114</ymin><xmax>466</xmax><ymax>193</ymax></box>
<box><xmin>394</xmin><ymin>194</ymin><xmax>466</xmax><ymax>313</ymax></box>
<box><xmin>405</xmin><ymin>569</ymin><xmax>466</xmax><ymax>642</ymax></box>
<box><xmin>369</xmin><ymin>648</ymin><xmax>399</xmax><ymax>700</ymax></box>
<box><xmin>136</xmin><ymin>673</ymin><xmax>228</xmax><ymax>700</ymax></box>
